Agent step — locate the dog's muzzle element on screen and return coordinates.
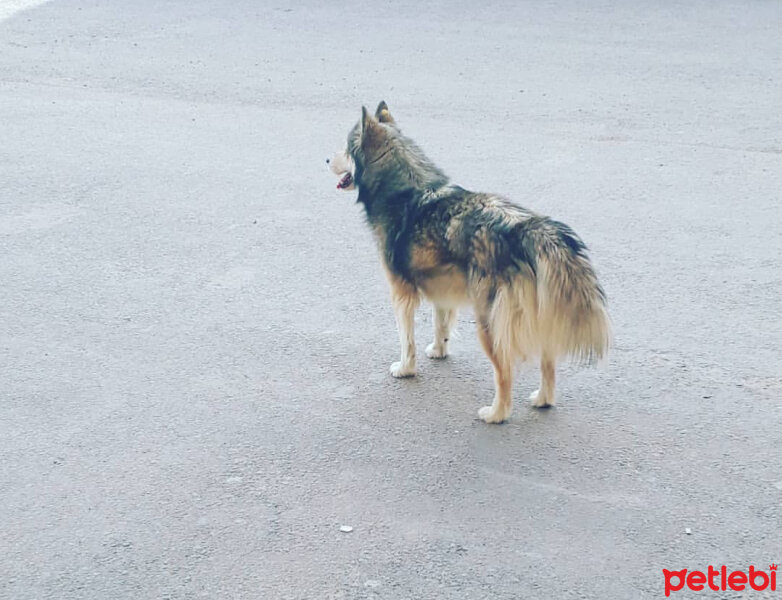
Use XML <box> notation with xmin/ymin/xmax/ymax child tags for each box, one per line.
<box><xmin>328</xmin><ymin>150</ymin><xmax>355</xmax><ymax>190</ymax></box>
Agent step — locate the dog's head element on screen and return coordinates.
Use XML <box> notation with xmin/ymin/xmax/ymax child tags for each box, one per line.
<box><xmin>327</xmin><ymin>100</ymin><xmax>399</xmax><ymax>193</ymax></box>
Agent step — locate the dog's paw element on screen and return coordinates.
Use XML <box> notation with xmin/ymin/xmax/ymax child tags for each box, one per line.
<box><xmin>425</xmin><ymin>342</ymin><xmax>448</xmax><ymax>359</ymax></box>
<box><xmin>390</xmin><ymin>361</ymin><xmax>416</xmax><ymax>378</ymax></box>
<box><xmin>529</xmin><ymin>389</ymin><xmax>554</xmax><ymax>408</ymax></box>
<box><xmin>478</xmin><ymin>405</ymin><xmax>508</xmax><ymax>424</ymax></box>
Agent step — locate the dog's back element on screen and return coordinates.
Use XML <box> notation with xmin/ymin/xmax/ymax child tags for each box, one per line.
<box><xmin>378</xmin><ymin>186</ymin><xmax>612</xmax><ymax>367</ymax></box>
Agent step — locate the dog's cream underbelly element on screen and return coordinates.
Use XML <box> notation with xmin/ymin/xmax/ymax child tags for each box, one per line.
<box><xmin>417</xmin><ymin>268</ymin><xmax>470</xmax><ymax>308</ymax></box>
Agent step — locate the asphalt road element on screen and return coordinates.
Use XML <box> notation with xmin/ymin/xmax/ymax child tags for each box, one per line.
<box><xmin>2</xmin><ymin>1</ymin><xmax>781</xmax><ymax>599</ymax></box>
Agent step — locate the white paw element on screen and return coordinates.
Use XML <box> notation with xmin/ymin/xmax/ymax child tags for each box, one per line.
<box><xmin>529</xmin><ymin>389</ymin><xmax>554</xmax><ymax>408</ymax></box>
<box><xmin>425</xmin><ymin>342</ymin><xmax>447</xmax><ymax>359</ymax></box>
<box><xmin>478</xmin><ymin>405</ymin><xmax>508</xmax><ymax>424</ymax></box>
<box><xmin>390</xmin><ymin>361</ymin><xmax>416</xmax><ymax>378</ymax></box>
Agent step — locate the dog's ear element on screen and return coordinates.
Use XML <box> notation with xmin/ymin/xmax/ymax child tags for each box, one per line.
<box><xmin>361</xmin><ymin>106</ymin><xmax>375</xmax><ymax>133</ymax></box>
<box><xmin>375</xmin><ymin>100</ymin><xmax>395</xmax><ymax>125</ymax></box>
<box><xmin>360</xmin><ymin>106</ymin><xmax>386</xmax><ymax>152</ymax></box>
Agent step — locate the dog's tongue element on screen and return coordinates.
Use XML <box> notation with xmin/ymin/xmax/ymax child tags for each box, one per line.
<box><xmin>337</xmin><ymin>173</ymin><xmax>353</xmax><ymax>189</ymax></box>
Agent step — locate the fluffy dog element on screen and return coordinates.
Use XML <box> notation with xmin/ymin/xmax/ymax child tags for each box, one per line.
<box><xmin>329</xmin><ymin>102</ymin><xmax>611</xmax><ymax>423</ymax></box>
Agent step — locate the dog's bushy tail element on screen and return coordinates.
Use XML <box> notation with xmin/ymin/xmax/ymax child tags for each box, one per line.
<box><xmin>489</xmin><ymin>219</ymin><xmax>612</xmax><ymax>366</ymax></box>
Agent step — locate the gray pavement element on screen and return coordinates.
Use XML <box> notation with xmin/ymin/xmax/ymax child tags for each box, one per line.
<box><xmin>2</xmin><ymin>1</ymin><xmax>781</xmax><ymax>598</ymax></box>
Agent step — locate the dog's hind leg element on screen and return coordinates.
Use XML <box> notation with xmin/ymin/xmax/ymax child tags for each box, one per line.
<box><xmin>388</xmin><ymin>278</ymin><xmax>419</xmax><ymax>378</ymax></box>
<box><xmin>426</xmin><ymin>306</ymin><xmax>456</xmax><ymax>359</ymax></box>
<box><xmin>476</xmin><ymin>319</ymin><xmax>513</xmax><ymax>423</ymax></box>
<box><xmin>530</xmin><ymin>353</ymin><xmax>556</xmax><ymax>407</ymax></box>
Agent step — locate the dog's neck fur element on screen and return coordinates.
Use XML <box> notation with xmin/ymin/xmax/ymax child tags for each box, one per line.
<box><xmin>357</xmin><ymin>137</ymin><xmax>450</xmax><ymax>222</ymax></box>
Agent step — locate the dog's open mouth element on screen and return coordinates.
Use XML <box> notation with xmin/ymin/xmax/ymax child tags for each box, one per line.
<box><xmin>337</xmin><ymin>172</ymin><xmax>353</xmax><ymax>189</ymax></box>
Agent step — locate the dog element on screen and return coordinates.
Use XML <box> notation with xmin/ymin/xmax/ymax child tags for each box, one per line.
<box><xmin>328</xmin><ymin>102</ymin><xmax>611</xmax><ymax>423</ymax></box>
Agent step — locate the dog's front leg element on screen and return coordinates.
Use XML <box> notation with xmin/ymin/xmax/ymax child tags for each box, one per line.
<box><xmin>389</xmin><ymin>279</ymin><xmax>419</xmax><ymax>378</ymax></box>
<box><xmin>426</xmin><ymin>306</ymin><xmax>456</xmax><ymax>359</ymax></box>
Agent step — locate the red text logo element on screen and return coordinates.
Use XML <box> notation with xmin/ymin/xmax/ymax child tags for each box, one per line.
<box><xmin>663</xmin><ymin>565</ymin><xmax>777</xmax><ymax>596</ymax></box>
